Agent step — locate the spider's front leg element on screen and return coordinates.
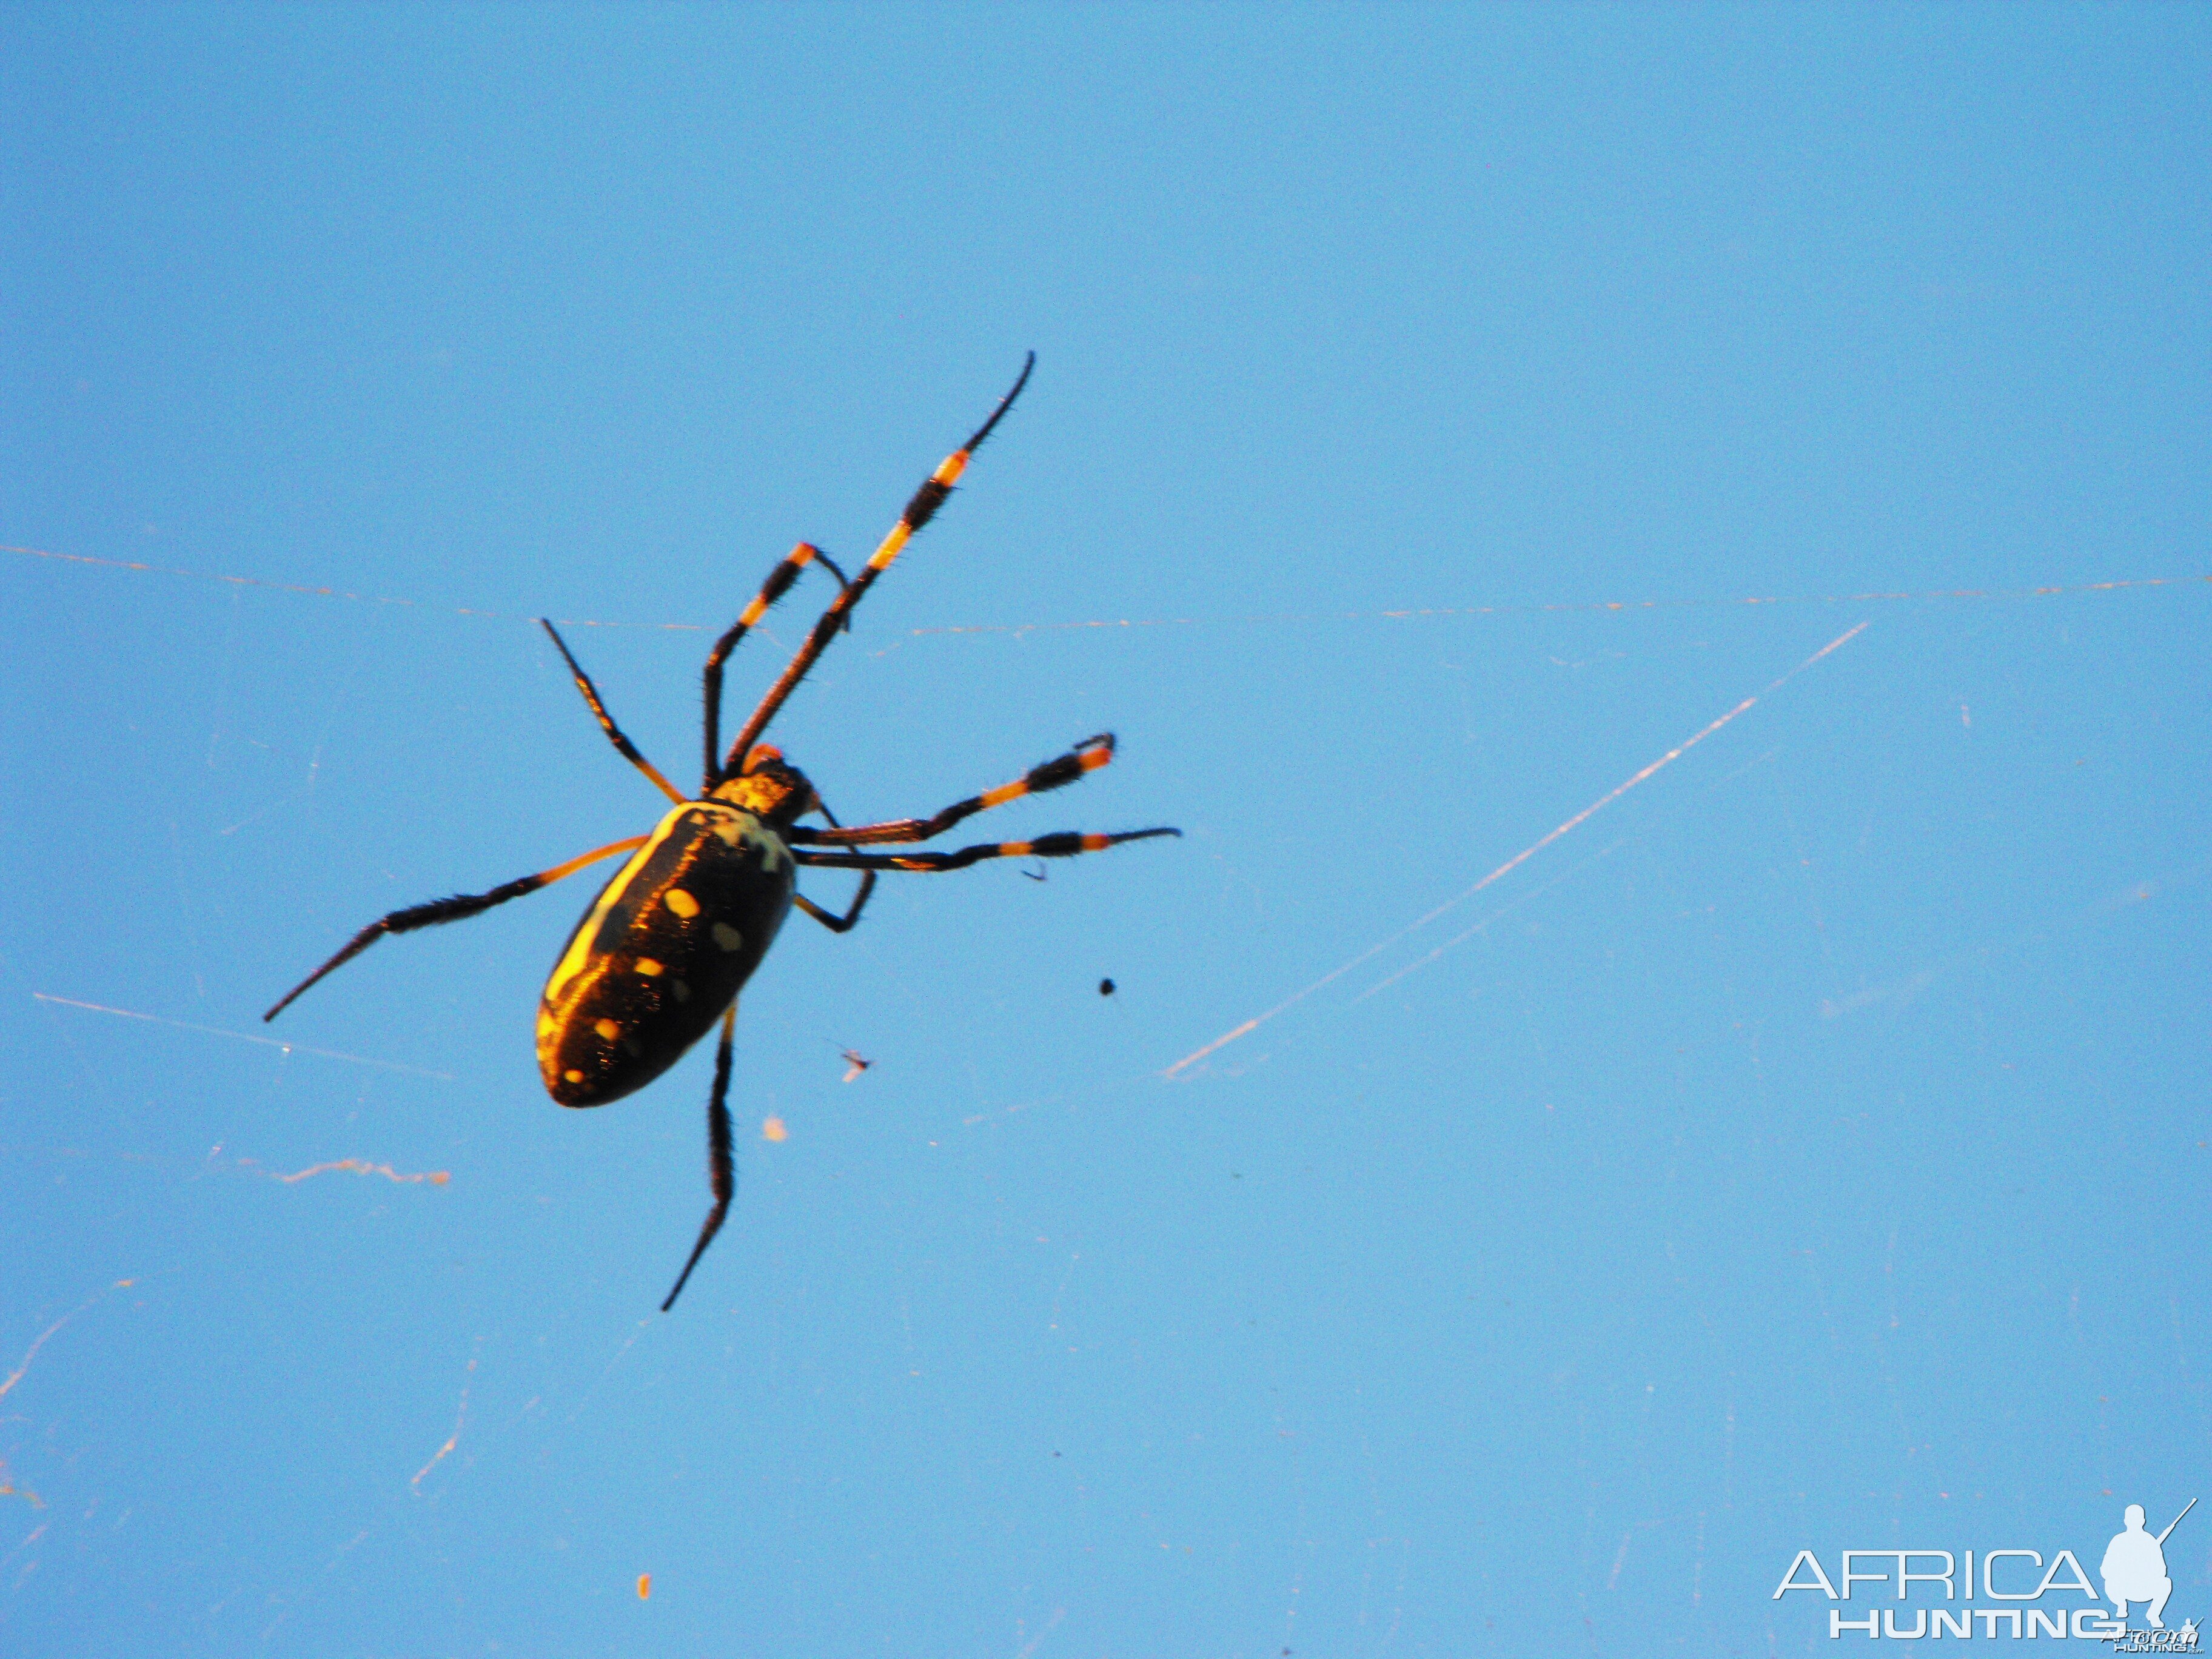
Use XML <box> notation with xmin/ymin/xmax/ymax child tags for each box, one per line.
<box><xmin>700</xmin><ymin>543</ymin><xmax>850</xmax><ymax>792</ymax></box>
<box><xmin>794</xmin><ymin>826</ymin><xmax>1181</xmax><ymax>874</ymax></box>
<box><xmin>788</xmin><ymin>733</ymin><xmax>1119</xmax><ymax>849</ymax></box>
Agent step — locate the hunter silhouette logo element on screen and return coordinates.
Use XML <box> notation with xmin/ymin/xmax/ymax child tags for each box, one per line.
<box><xmin>1774</xmin><ymin>1497</ymin><xmax>2198</xmax><ymax>1644</ymax></box>
<box><xmin>2105</xmin><ymin>1500</ymin><xmax>2194</xmax><ymax>1631</ymax></box>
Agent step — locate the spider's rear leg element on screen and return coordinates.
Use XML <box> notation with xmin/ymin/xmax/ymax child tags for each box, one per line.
<box><xmin>662</xmin><ymin>1003</ymin><xmax>737</xmax><ymax>1312</ymax></box>
<box><xmin>264</xmin><ymin>833</ymin><xmax>649</xmax><ymax>1022</ymax></box>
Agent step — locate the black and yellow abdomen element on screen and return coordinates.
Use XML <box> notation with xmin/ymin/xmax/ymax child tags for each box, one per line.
<box><xmin>537</xmin><ymin>801</ymin><xmax>795</xmax><ymax>1107</ymax></box>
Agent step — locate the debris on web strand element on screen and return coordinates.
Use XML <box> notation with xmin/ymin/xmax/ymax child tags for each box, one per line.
<box><xmin>269</xmin><ymin>1158</ymin><xmax>450</xmax><ymax>1187</ymax></box>
<box><xmin>409</xmin><ymin>1354</ymin><xmax>476</xmax><ymax>1490</ymax></box>
<box><xmin>0</xmin><ymin>1464</ymin><xmax>44</xmax><ymax>1509</ymax></box>
<box><xmin>1</xmin><ymin>1278</ymin><xmax>141</xmax><ymax>1408</ymax></box>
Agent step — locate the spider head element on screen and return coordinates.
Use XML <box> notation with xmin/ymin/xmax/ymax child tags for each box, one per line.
<box><xmin>709</xmin><ymin>743</ymin><xmax>818</xmax><ymax>829</ymax></box>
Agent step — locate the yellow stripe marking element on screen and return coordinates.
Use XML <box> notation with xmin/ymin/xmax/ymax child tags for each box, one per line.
<box><xmin>979</xmin><ymin>780</ymin><xmax>1027</xmax><ymax>808</ymax></box>
<box><xmin>541</xmin><ymin>811</ymin><xmax>688</xmax><ymax>1007</ymax></box>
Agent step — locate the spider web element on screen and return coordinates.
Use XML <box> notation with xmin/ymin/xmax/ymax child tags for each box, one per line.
<box><xmin>6</xmin><ymin>541</ymin><xmax>2208</xmax><ymax>1656</ymax></box>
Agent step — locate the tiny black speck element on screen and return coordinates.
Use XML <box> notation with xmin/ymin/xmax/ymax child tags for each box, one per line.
<box><xmin>1098</xmin><ymin>977</ymin><xmax>1116</xmax><ymax>996</ymax></box>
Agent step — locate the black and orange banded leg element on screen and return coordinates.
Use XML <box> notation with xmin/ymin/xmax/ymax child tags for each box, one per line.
<box><xmin>787</xmin><ymin>734</ymin><xmax>1118</xmax><ymax>848</ymax></box>
<box><xmin>540</xmin><ymin>620</ymin><xmax>686</xmax><ymax>805</ymax></box>
<box><xmin>701</xmin><ymin>542</ymin><xmax>850</xmax><ymax>790</ymax></box>
<box><xmin>262</xmin><ymin>834</ymin><xmax>649</xmax><ymax>1022</ymax></box>
<box><xmin>717</xmin><ymin>354</ymin><xmax>1036</xmax><ymax>783</ymax></box>
<box><xmin>662</xmin><ymin>1003</ymin><xmax>737</xmax><ymax>1312</ymax></box>
<box><xmin>793</xmin><ymin>826</ymin><xmax>1180</xmax><ymax>875</ymax></box>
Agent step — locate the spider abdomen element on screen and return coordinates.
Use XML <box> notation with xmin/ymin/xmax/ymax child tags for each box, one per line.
<box><xmin>537</xmin><ymin>800</ymin><xmax>795</xmax><ymax>1107</ymax></box>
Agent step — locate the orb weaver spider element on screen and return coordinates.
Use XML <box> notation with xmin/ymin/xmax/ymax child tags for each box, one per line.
<box><xmin>264</xmin><ymin>355</ymin><xmax>1178</xmax><ymax>1308</ymax></box>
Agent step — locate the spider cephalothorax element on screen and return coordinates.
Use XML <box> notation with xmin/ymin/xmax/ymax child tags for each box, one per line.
<box><xmin>710</xmin><ymin>745</ymin><xmax>818</xmax><ymax>829</ymax></box>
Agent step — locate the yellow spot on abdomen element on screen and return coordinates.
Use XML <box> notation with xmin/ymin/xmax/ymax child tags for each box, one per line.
<box><xmin>712</xmin><ymin>923</ymin><xmax>743</xmax><ymax>953</ymax></box>
<box><xmin>563</xmin><ymin>1068</ymin><xmax>585</xmax><ymax>1084</ymax></box>
<box><xmin>664</xmin><ymin>888</ymin><xmax>700</xmax><ymax>919</ymax></box>
<box><xmin>595</xmin><ymin>1019</ymin><xmax>620</xmax><ymax>1041</ymax></box>
<box><xmin>634</xmin><ymin>957</ymin><xmax>663</xmax><ymax>976</ymax></box>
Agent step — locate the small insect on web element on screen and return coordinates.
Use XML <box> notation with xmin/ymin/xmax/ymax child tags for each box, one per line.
<box><xmin>263</xmin><ymin>355</ymin><xmax>1180</xmax><ymax>1309</ymax></box>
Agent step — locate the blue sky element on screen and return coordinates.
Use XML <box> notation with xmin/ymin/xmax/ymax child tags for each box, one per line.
<box><xmin>4</xmin><ymin>7</ymin><xmax>2207</xmax><ymax>1655</ymax></box>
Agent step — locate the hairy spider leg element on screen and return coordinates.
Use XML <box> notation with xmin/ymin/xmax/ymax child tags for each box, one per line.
<box><xmin>789</xmin><ymin>733</ymin><xmax>1119</xmax><ymax>847</ymax></box>
<box><xmin>717</xmin><ymin>352</ymin><xmax>1036</xmax><ymax>783</ymax></box>
<box><xmin>539</xmin><ymin>620</ymin><xmax>686</xmax><ymax>805</ymax></box>
<box><xmin>661</xmin><ymin>1002</ymin><xmax>737</xmax><ymax>1311</ymax></box>
<box><xmin>793</xmin><ymin>826</ymin><xmax>1181</xmax><ymax>874</ymax></box>
<box><xmin>700</xmin><ymin>543</ymin><xmax>850</xmax><ymax>791</ymax></box>
<box><xmin>263</xmin><ymin>834</ymin><xmax>651</xmax><ymax>1022</ymax></box>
